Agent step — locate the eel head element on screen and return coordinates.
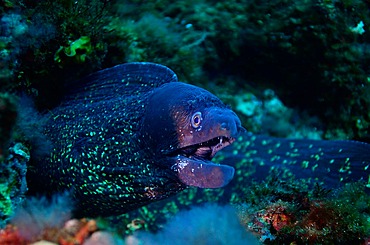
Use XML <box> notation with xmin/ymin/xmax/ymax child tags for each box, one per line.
<box><xmin>143</xmin><ymin>82</ymin><xmax>244</xmax><ymax>189</ymax></box>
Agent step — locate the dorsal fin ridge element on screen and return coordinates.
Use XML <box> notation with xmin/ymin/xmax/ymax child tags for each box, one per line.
<box><xmin>64</xmin><ymin>62</ymin><xmax>178</xmax><ymax>102</ymax></box>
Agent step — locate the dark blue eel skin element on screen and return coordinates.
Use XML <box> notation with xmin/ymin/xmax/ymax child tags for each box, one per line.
<box><xmin>30</xmin><ymin>62</ymin><xmax>370</xmax><ymax>217</ymax></box>
<box><xmin>31</xmin><ymin>62</ymin><xmax>243</xmax><ymax>216</ymax></box>
<box><xmin>220</xmin><ymin>133</ymin><xmax>370</xmax><ymax>196</ymax></box>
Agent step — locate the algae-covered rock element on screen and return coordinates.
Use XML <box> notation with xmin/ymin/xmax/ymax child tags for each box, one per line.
<box><xmin>0</xmin><ymin>143</ymin><xmax>29</xmax><ymax>228</ymax></box>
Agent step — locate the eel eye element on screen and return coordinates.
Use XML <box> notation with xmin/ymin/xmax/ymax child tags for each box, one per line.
<box><xmin>191</xmin><ymin>112</ymin><xmax>202</xmax><ymax>129</ymax></box>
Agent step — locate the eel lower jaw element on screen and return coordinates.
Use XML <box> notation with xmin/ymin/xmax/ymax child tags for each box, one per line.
<box><xmin>171</xmin><ymin>136</ymin><xmax>236</xmax><ymax>189</ymax></box>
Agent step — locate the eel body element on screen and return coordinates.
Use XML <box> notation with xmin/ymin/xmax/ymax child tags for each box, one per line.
<box><xmin>222</xmin><ymin>133</ymin><xmax>370</xmax><ymax>191</ymax></box>
<box><xmin>31</xmin><ymin>62</ymin><xmax>243</xmax><ymax>216</ymax></box>
<box><xmin>29</xmin><ymin>62</ymin><xmax>370</xmax><ymax>217</ymax></box>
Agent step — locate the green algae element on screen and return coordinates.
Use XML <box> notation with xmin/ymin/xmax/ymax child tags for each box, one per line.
<box><xmin>54</xmin><ymin>36</ymin><xmax>92</xmax><ymax>64</ymax></box>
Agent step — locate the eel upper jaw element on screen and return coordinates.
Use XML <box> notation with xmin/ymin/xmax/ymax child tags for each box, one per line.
<box><xmin>177</xmin><ymin>135</ymin><xmax>236</xmax><ymax>161</ymax></box>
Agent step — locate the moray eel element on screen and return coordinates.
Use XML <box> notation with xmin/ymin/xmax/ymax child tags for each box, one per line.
<box><xmin>30</xmin><ymin>62</ymin><xmax>370</xmax><ymax>217</ymax></box>
<box><xmin>31</xmin><ymin>62</ymin><xmax>243</xmax><ymax>216</ymax></box>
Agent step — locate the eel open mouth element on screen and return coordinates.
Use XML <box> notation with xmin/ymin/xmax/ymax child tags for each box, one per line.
<box><xmin>170</xmin><ymin>135</ymin><xmax>236</xmax><ymax>189</ymax></box>
<box><xmin>177</xmin><ymin>136</ymin><xmax>235</xmax><ymax>160</ymax></box>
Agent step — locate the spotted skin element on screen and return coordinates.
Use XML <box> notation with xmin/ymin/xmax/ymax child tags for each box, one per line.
<box><xmin>111</xmin><ymin>133</ymin><xmax>370</xmax><ymax>234</ymax></box>
<box><xmin>150</xmin><ymin>133</ymin><xmax>370</xmax><ymax>209</ymax></box>
<box><xmin>30</xmin><ymin>62</ymin><xmax>243</xmax><ymax>217</ymax></box>
<box><xmin>29</xmin><ymin>63</ymin><xmax>370</xmax><ymax>218</ymax></box>
<box><xmin>222</xmin><ymin>133</ymin><xmax>370</xmax><ymax>195</ymax></box>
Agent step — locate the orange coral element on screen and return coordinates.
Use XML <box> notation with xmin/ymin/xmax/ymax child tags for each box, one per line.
<box><xmin>0</xmin><ymin>218</ymin><xmax>98</xmax><ymax>245</ymax></box>
<box><xmin>58</xmin><ymin>219</ymin><xmax>98</xmax><ymax>245</ymax></box>
<box><xmin>262</xmin><ymin>207</ymin><xmax>292</xmax><ymax>232</ymax></box>
<box><xmin>259</xmin><ymin>203</ymin><xmax>294</xmax><ymax>232</ymax></box>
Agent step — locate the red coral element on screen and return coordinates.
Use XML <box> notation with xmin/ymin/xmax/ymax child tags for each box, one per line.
<box><xmin>0</xmin><ymin>225</ymin><xmax>27</xmax><ymax>245</ymax></box>
<box><xmin>304</xmin><ymin>201</ymin><xmax>337</xmax><ymax>229</ymax></box>
<box><xmin>298</xmin><ymin>201</ymin><xmax>345</xmax><ymax>242</ymax></box>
